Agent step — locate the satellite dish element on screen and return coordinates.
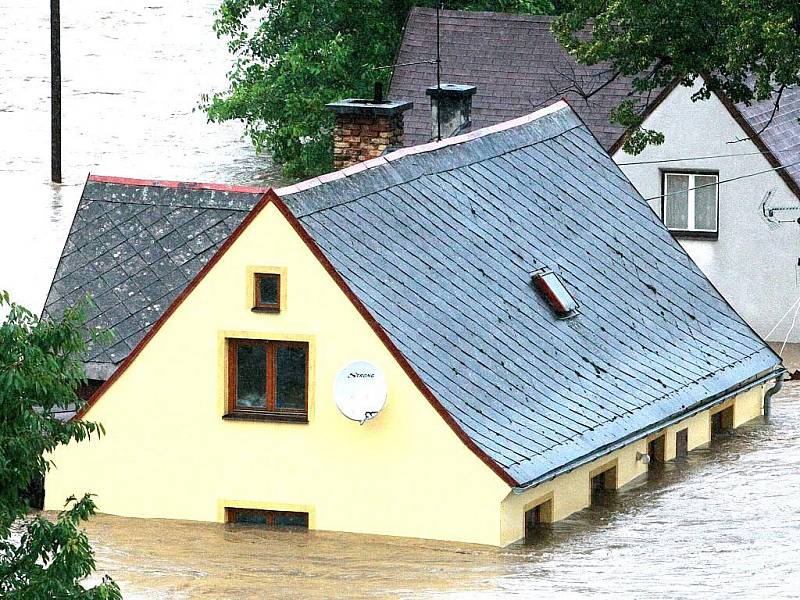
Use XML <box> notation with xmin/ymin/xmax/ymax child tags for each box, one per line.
<box><xmin>333</xmin><ymin>361</ymin><xmax>387</xmax><ymax>424</ymax></box>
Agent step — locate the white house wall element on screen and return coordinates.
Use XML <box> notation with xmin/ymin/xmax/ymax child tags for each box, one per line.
<box><xmin>613</xmin><ymin>80</ymin><xmax>800</xmax><ymax>343</ymax></box>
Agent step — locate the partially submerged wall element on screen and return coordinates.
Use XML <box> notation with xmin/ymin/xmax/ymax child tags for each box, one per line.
<box><xmin>499</xmin><ymin>382</ymin><xmax>770</xmax><ymax>546</ymax></box>
<box><xmin>44</xmin><ymin>200</ymin><xmax>510</xmax><ymax>546</ymax></box>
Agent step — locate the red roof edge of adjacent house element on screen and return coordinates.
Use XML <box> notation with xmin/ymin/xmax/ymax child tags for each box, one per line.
<box><xmin>87</xmin><ymin>174</ymin><xmax>270</xmax><ymax>195</ymax></box>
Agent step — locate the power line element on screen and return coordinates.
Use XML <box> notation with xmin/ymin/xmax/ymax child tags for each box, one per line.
<box><xmin>617</xmin><ymin>150</ymin><xmax>772</xmax><ymax>166</ymax></box>
<box><xmin>642</xmin><ymin>158</ymin><xmax>800</xmax><ymax>202</ymax></box>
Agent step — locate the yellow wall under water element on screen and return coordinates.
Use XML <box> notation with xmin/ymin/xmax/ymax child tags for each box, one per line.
<box><xmin>44</xmin><ymin>201</ymin><xmax>511</xmax><ymax>546</ymax></box>
<box><xmin>499</xmin><ymin>383</ymin><xmax>769</xmax><ymax>545</ymax></box>
<box><xmin>44</xmin><ymin>197</ymin><xmax>774</xmax><ymax>547</ymax></box>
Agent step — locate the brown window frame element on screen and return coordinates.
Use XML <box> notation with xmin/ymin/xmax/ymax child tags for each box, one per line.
<box><xmin>225</xmin><ymin>338</ymin><xmax>309</xmax><ymax>423</ymax></box>
<box><xmin>253</xmin><ymin>272</ymin><xmax>281</xmax><ymax>312</ymax></box>
<box><xmin>225</xmin><ymin>507</ymin><xmax>309</xmax><ymax>529</ymax></box>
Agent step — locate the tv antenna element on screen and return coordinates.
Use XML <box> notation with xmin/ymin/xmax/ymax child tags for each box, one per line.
<box><xmin>760</xmin><ymin>189</ymin><xmax>800</xmax><ymax>226</ymax></box>
<box><xmin>370</xmin><ymin>2</ymin><xmax>445</xmax><ymax>141</ymax></box>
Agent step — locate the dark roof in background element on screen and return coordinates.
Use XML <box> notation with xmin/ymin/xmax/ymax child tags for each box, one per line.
<box><xmin>43</xmin><ymin>177</ymin><xmax>266</xmax><ymax>380</ymax></box>
<box><xmin>390</xmin><ymin>7</ymin><xmax>800</xmax><ymax>200</ymax></box>
<box><xmin>736</xmin><ymin>86</ymin><xmax>800</xmax><ymax>197</ymax></box>
<box><xmin>389</xmin><ymin>8</ymin><xmax>641</xmax><ymax>149</ymax></box>
<box><xmin>281</xmin><ymin>103</ymin><xmax>780</xmax><ymax>487</ymax></box>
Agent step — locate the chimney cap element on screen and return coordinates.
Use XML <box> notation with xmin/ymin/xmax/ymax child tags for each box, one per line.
<box><xmin>426</xmin><ymin>84</ymin><xmax>477</xmax><ymax>99</ymax></box>
<box><xmin>326</xmin><ymin>98</ymin><xmax>413</xmax><ymax>117</ymax></box>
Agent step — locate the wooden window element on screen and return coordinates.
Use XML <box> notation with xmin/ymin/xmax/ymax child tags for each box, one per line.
<box><xmin>253</xmin><ymin>273</ymin><xmax>281</xmax><ymax>312</ymax></box>
<box><xmin>675</xmin><ymin>428</ymin><xmax>689</xmax><ymax>458</ymax></box>
<box><xmin>226</xmin><ymin>507</ymin><xmax>309</xmax><ymax>529</ymax></box>
<box><xmin>226</xmin><ymin>339</ymin><xmax>308</xmax><ymax>422</ymax></box>
<box><xmin>662</xmin><ymin>172</ymin><xmax>719</xmax><ymax>239</ymax></box>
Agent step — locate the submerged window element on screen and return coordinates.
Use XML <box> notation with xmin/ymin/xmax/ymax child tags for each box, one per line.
<box><xmin>226</xmin><ymin>508</ymin><xmax>309</xmax><ymax>529</ymax></box>
<box><xmin>254</xmin><ymin>273</ymin><xmax>281</xmax><ymax>311</ymax></box>
<box><xmin>531</xmin><ymin>270</ymin><xmax>578</xmax><ymax>317</ymax></box>
<box><xmin>675</xmin><ymin>428</ymin><xmax>689</xmax><ymax>458</ymax></box>
<box><xmin>226</xmin><ymin>339</ymin><xmax>308</xmax><ymax>421</ymax></box>
<box><xmin>662</xmin><ymin>172</ymin><xmax>718</xmax><ymax>238</ymax></box>
<box><xmin>524</xmin><ymin>499</ymin><xmax>552</xmax><ymax>541</ymax></box>
<box><xmin>711</xmin><ymin>406</ymin><xmax>734</xmax><ymax>439</ymax></box>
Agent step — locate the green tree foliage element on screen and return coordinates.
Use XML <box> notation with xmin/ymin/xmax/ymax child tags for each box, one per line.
<box><xmin>204</xmin><ymin>0</ymin><xmax>554</xmax><ymax>178</ymax></box>
<box><xmin>0</xmin><ymin>293</ymin><xmax>120</xmax><ymax>599</ymax></box>
<box><xmin>553</xmin><ymin>0</ymin><xmax>800</xmax><ymax>153</ymax></box>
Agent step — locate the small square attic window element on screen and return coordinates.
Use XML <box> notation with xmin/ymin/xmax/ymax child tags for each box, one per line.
<box><xmin>531</xmin><ymin>269</ymin><xmax>578</xmax><ymax>317</ymax></box>
<box><xmin>254</xmin><ymin>273</ymin><xmax>281</xmax><ymax>312</ymax></box>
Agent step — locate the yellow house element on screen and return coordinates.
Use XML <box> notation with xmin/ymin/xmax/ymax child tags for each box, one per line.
<box><xmin>44</xmin><ymin>101</ymin><xmax>783</xmax><ymax>546</ymax></box>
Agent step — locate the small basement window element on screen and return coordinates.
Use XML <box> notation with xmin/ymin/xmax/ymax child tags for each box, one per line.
<box><xmin>226</xmin><ymin>507</ymin><xmax>309</xmax><ymax>529</ymax></box>
<box><xmin>531</xmin><ymin>269</ymin><xmax>578</xmax><ymax>317</ymax></box>
<box><xmin>711</xmin><ymin>405</ymin><xmax>734</xmax><ymax>439</ymax></box>
<box><xmin>253</xmin><ymin>272</ymin><xmax>281</xmax><ymax>312</ymax></box>
<box><xmin>675</xmin><ymin>428</ymin><xmax>689</xmax><ymax>458</ymax></box>
<box><xmin>226</xmin><ymin>339</ymin><xmax>309</xmax><ymax>422</ymax></box>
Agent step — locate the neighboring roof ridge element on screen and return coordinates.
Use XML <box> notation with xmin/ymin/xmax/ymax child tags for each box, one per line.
<box><xmin>275</xmin><ymin>100</ymin><xmax>569</xmax><ymax>197</ymax></box>
<box><xmin>411</xmin><ymin>6</ymin><xmax>557</xmax><ymax>23</ymax></box>
<box><xmin>71</xmin><ymin>188</ymin><xmax>274</xmax><ymax>420</ymax></box>
<box><xmin>87</xmin><ymin>174</ymin><xmax>270</xmax><ymax>195</ymax></box>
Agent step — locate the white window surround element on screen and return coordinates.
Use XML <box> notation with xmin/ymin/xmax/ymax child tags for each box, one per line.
<box><xmin>662</xmin><ymin>172</ymin><xmax>719</xmax><ymax>237</ymax></box>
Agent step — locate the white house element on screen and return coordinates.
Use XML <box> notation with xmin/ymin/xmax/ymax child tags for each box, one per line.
<box><xmin>390</xmin><ymin>7</ymin><xmax>800</xmax><ymax>344</ymax></box>
<box><xmin>612</xmin><ymin>80</ymin><xmax>800</xmax><ymax>345</ymax></box>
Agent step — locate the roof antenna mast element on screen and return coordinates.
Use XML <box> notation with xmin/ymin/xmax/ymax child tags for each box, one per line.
<box><xmin>436</xmin><ymin>2</ymin><xmax>443</xmax><ymax>142</ymax></box>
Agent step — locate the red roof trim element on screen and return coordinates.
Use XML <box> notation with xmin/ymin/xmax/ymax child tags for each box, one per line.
<box><xmin>73</xmin><ymin>190</ymin><xmax>274</xmax><ymax>420</ymax></box>
<box><xmin>270</xmin><ymin>191</ymin><xmax>519</xmax><ymax>487</ymax></box>
<box><xmin>75</xmin><ymin>186</ymin><xmax>518</xmax><ymax>488</ymax></box>
<box><xmin>87</xmin><ymin>174</ymin><xmax>270</xmax><ymax>195</ymax></box>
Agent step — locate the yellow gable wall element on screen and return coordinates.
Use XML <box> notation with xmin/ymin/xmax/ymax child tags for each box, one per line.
<box><xmin>44</xmin><ymin>200</ymin><xmax>511</xmax><ymax>546</ymax></box>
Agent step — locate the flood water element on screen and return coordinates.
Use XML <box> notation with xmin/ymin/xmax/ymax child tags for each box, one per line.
<box><xmin>66</xmin><ymin>383</ymin><xmax>800</xmax><ymax>599</ymax></box>
<box><xmin>0</xmin><ymin>0</ymin><xmax>282</xmax><ymax>315</ymax></box>
<box><xmin>5</xmin><ymin>2</ymin><xmax>800</xmax><ymax>598</ymax></box>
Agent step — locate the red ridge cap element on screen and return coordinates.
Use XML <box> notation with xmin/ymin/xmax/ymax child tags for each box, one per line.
<box><xmin>87</xmin><ymin>174</ymin><xmax>270</xmax><ymax>195</ymax></box>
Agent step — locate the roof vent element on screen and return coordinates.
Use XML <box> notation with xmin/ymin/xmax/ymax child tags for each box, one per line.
<box><xmin>531</xmin><ymin>269</ymin><xmax>579</xmax><ymax>318</ymax></box>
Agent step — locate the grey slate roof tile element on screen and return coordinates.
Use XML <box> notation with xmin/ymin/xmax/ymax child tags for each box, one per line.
<box><xmin>281</xmin><ymin>104</ymin><xmax>780</xmax><ymax>485</ymax></box>
<box><xmin>43</xmin><ymin>181</ymin><xmax>264</xmax><ymax>379</ymax></box>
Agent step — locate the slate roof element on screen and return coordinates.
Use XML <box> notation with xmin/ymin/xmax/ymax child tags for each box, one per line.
<box><xmin>389</xmin><ymin>8</ymin><xmax>640</xmax><ymax>150</ymax></box>
<box><xmin>279</xmin><ymin>103</ymin><xmax>781</xmax><ymax>487</ymax></box>
<box><xmin>43</xmin><ymin>178</ymin><xmax>266</xmax><ymax>380</ymax></box>
<box><xmin>737</xmin><ymin>86</ymin><xmax>800</xmax><ymax>195</ymax></box>
<box><xmin>390</xmin><ymin>8</ymin><xmax>800</xmax><ymax>199</ymax></box>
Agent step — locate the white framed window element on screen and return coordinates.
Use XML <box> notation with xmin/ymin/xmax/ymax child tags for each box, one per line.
<box><xmin>662</xmin><ymin>172</ymin><xmax>719</xmax><ymax>237</ymax></box>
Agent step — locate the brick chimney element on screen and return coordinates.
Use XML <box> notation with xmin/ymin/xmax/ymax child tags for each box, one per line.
<box><xmin>426</xmin><ymin>84</ymin><xmax>477</xmax><ymax>141</ymax></box>
<box><xmin>326</xmin><ymin>86</ymin><xmax>412</xmax><ymax>170</ymax></box>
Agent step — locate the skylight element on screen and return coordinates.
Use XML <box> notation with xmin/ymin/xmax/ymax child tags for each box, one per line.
<box><xmin>531</xmin><ymin>270</ymin><xmax>578</xmax><ymax>317</ymax></box>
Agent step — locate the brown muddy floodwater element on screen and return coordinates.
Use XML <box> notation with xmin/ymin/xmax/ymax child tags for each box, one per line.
<box><xmin>5</xmin><ymin>2</ymin><xmax>800</xmax><ymax>598</ymax></box>
<box><xmin>64</xmin><ymin>383</ymin><xmax>800</xmax><ymax>599</ymax></box>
